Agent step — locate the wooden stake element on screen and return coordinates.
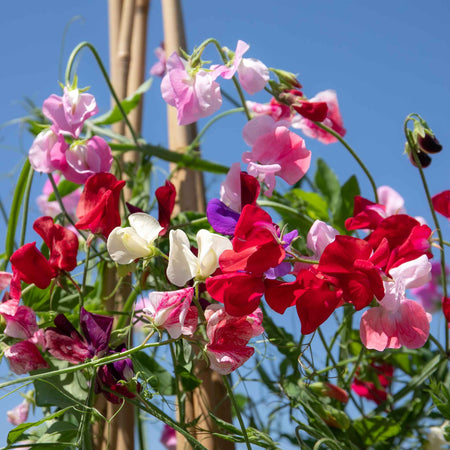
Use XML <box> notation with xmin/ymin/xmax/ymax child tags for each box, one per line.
<box><xmin>161</xmin><ymin>1</ymin><xmax>234</xmax><ymax>448</ymax></box>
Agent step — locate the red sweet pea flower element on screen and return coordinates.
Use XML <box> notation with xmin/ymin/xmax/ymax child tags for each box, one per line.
<box><xmin>293</xmin><ymin>100</ymin><xmax>328</xmax><ymax>122</ymax></box>
<box><xmin>9</xmin><ymin>217</ymin><xmax>79</xmax><ymax>296</ymax></box>
<box><xmin>351</xmin><ymin>362</ymin><xmax>394</xmax><ymax>405</ymax></box>
<box><xmin>318</xmin><ymin>235</ymin><xmax>385</xmax><ymax>310</ymax></box>
<box><xmin>432</xmin><ymin>190</ymin><xmax>450</xmax><ymax>219</ymax></box>
<box><xmin>75</xmin><ymin>172</ymin><xmax>126</xmax><ymax>238</ymax></box>
<box><xmin>345</xmin><ymin>196</ymin><xmax>386</xmax><ymax>231</ymax></box>
<box><xmin>265</xmin><ymin>269</ymin><xmax>343</xmax><ymax>335</ymax></box>
<box><xmin>155</xmin><ymin>180</ymin><xmax>176</xmax><ymax>235</ymax></box>
<box><xmin>443</xmin><ymin>297</ymin><xmax>450</xmax><ymax>324</ymax></box>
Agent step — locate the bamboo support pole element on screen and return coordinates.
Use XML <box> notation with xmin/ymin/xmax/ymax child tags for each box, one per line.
<box><xmin>93</xmin><ymin>1</ymin><xmax>150</xmax><ymax>449</ymax></box>
<box><xmin>161</xmin><ymin>1</ymin><xmax>234</xmax><ymax>448</ymax></box>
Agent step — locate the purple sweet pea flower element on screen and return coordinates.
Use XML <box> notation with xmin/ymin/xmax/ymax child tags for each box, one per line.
<box><xmin>206</xmin><ymin>198</ymin><xmax>241</xmax><ymax>236</ymax></box>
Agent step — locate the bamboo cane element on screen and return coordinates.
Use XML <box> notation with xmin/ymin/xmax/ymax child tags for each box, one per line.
<box><xmin>161</xmin><ymin>1</ymin><xmax>234</xmax><ymax>448</ymax></box>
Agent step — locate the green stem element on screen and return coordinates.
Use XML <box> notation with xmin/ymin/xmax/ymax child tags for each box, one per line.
<box><xmin>48</xmin><ymin>174</ymin><xmax>80</xmax><ymax>232</ymax></box>
<box><xmin>257</xmin><ymin>199</ymin><xmax>314</xmax><ymax>223</ymax></box>
<box><xmin>0</xmin><ymin>339</ymin><xmax>176</xmax><ymax>391</ymax></box>
<box><xmin>170</xmin><ymin>342</ymin><xmax>184</xmax><ymax>424</ymax></box>
<box><xmin>314</xmin><ymin>122</ymin><xmax>379</xmax><ymax>203</ymax></box>
<box><xmin>116</xmin><ymin>287</ymin><xmax>140</xmax><ymax>330</ymax></box>
<box><xmin>404</xmin><ymin>115</ymin><xmax>448</xmax><ymax>351</ymax></box>
<box><xmin>223</xmin><ymin>375</ymin><xmax>252</xmax><ymax>450</ymax></box>
<box><xmin>81</xmin><ymin>244</ymin><xmax>91</xmax><ymax>305</ymax></box>
<box><xmin>3</xmin><ymin>159</ymin><xmax>31</xmax><ymax>269</ymax></box>
<box><xmin>188</xmin><ymin>107</ymin><xmax>245</xmax><ymax>150</ymax></box>
<box><xmin>19</xmin><ymin>166</ymin><xmax>35</xmax><ymax>247</ymax></box>
<box><xmin>111</xmin><ymin>142</ymin><xmax>229</xmax><ymax>174</ymax></box>
<box><xmin>443</xmin><ymin>240</ymin><xmax>450</xmax><ymax>248</ymax></box>
<box><xmin>64</xmin><ymin>41</ymin><xmax>140</xmax><ymax>146</ymax></box>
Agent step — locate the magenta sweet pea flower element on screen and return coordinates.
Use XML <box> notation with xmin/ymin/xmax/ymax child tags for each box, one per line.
<box><xmin>160</xmin><ymin>424</ymin><xmax>177</xmax><ymax>450</ymax></box>
<box><xmin>54</xmin><ymin>136</ymin><xmax>113</xmax><ymax>185</ymax></box>
<box><xmin>161</xmin><ymin>52</ymin><xmax>222</xmax><ymax>125</ymax></box>
<box><xmin>42</xmin><ymin>87</ymin><xmax>98</xmax><ymax>138</ymax></box>
<box><xmin>0</xmin><ymin>300</ymin><xmax>38</xmax><ymax>339</ymax></box>
<box><xmin>204</xmin><ymin>304</ymin><xmax>264</xmax><ymax>375</ymax></box>
<box><xmin>142</xmin><ymin>287</ymin><xmax>198</xmax><ymax>339</ymax></box>
<box><xmin>360</xmin><ymin>255</ymin><xmax>432</xmax><ymax>350</ymax></box>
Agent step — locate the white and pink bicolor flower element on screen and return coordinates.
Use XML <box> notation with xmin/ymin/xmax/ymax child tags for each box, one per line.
<box><xmin>204</xmin><ymin>304</ymin><xmax>264</xmax><ymax>375</ymax></box>
<box><xmin>360</xmin><ymin>255</ymin><xmax>432</xmax><ymax>351</ymax></box>
<box><xmin>7</xmin><ymin>398</ymin><xmax>30</xmax><ymax>426</ymax></box>
<box><xmin>166</xmin><ymin>229</ymin><xmax>232</xmax><ymax>287</ymax></box>
<box><xmin>143</xmin><ymin>287</ymin><xmax>197</xmax><ymax>339</ymax></box>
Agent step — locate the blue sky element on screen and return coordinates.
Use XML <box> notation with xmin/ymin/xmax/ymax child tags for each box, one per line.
<box><xmin>0</xmin><ymin>0</ymin><xmax>450</xmax><ymax>446</ymax></box>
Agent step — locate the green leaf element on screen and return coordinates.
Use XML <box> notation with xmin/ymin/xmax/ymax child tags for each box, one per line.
<box><xmin>351</xmin><ymin>416</ymin><xmax>401</xmax><ymax>446</ymax></box>
<box><xmin>314</xmin><ymin>158</ymin><xmax>340</xmax><ymax>211</ymax></box>
<box><xmin>35</xmin><ymin>421</ymin><xmax>79</xmax><ymax>446</ymax></box>
<box><xmin>174</xmin><ymin>364</ymin><xmax>203</xmax><ymax>392</ymax></box>
<box><xmin>295</xmin><ymin>190</ymin><xmax>329</xmax><ymax>221</ymax></box>
<box><xmin>7</xmin><ymin>407</ymin><xmax>72</xmax><ymax>444</ymax></box>
<box><xmin>93</xmin><ymin>78</ymin><xmax>152</xmax><ymax>125</ymax></box>
<box><xmin>34</xmin><ymin>360</ymin><xmax>88</xmax><ymax>408</ymax></box>
<box><xmin>331</xmin><ymin>175</ymin><xmax>360</xmax><ymax>234</ymax></box>
<box><xmin>47</xmin><ymin>179</ymin><xmax>81</xmax><ymax>201</ymax></box>
<box><xmin>131</xmin><ymin>350</ymin><xmax>175</xmax><ymax>395</ymax></box>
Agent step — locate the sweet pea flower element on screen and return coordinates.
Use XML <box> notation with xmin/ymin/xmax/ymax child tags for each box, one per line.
<box><xmin>155</xmin><ymin>180</ymin><xmax>176</xmax><ymax>235</ymax></box>
<box><xmin>214</xmin><ymin>40</ymin><xmax>269</xmax><ymax>95</ymax></box>
<box><xmin>242</xmin><ymin>116</ymin><xmax>311</xmax><ymax>197</ymax></box>
<box><xmin>143</xmin><ymin>287</ymin><xmax>198</xmax><ymax>338</ymax></box>
<box><xmin>56</xmin><ymin>136</ymin><xmax>113</xmax><ymax>184</ymax></box>
<box><xmin>360</xmin><ymin>255</ymin><xmax>432</xmax><ymax>351</ymax></box>
<box><xmin>292</xmin><ymin>90</ymin><xmax>346</xmax><ymax>144</ymax></box>
<box><xmin>161</xmin><ymin>52</ymin><xmax>222</xmax><ymax>125</ymax></box>
<box><xmin>4</xmin><ymin>340</ymin><xmax>49</xmax><ymax>375</ymax></box>
<box><xmin>160</xmin><ymin>425</ymin><xmax>177</xmax><ymax>450</ymax></box>
<box><xmin>204</xmin><ymin>304</ymin><xmax>264</xmax><ymax>375</ymax></box>
<box><xmin>75</xmin><ymin>173</ymin><xmax>126</xmax><ymax>238</ymax></box>
<box><xmin>42</xmin><ymin>86</ymin><xmax>98</xmax><ymax>138</ymax></box>
<box><xmin>150</xmin><ymin>43</ymin><xmax>167</xmax><ymax>77</ymax></box>
<box><xmin>28</xmin><ymin>129</ymin><xmax>69</xmax><ymax>174</ymax></box>
<box><xmin>36</xmin><ymin>176</ymin><xmax>81</xmax><ymax>219</ymax></box>
<box><xmin>0</xmin><ymin>300</ymin><xmax>38</xmax><ymax>339</ymax></box>
<box><xmin>351</xmin><ymin>362</ymin><xmax>394</xmax><ymax>405</ymax></box>
<box><xmin>7</xmin><ymin>398</ymin><xmax>30</xmax><ymax>426</ymax></box>
<box><xmin>166</xmin><ymin>229</ymin><xmax>232</xmax><ymax>286</ymax></box>
<box><xmin>107</xmin><ymin>213</ymin><xmax>163</xmax><ymax>264</ymax></box>
<box><xmin>432</xmin><ymin>190</ymin><xmax>450</xmax><ymax>220</ymax></box>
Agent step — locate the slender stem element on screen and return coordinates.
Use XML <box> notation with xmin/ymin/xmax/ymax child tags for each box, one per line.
<box><xmin>404</xmin><ymin>115</ymin><xmax>448</xmax><ymax>350</ymax></box>
<box><xmin>110</xmin><ymin>142</ymin><xmax>230</xmax><ymax>174</ymax></box>
<box><xmin>188</xmin><ymin>107</ymin><xmax>245</xmax><ymax>150</ymax></box>
<box><xmin>19</xmin><ymin>167</ymin><xmax>34</xmax><ymax>247</ymax></box>
<box><xmin>222</xmin><ymin>89</ymin><xmax>241</xmax><ymax>107</ymax></box>
<box><xmin>223</xmin><ymin>375</ymin><xmax>252</xmax><ymax>450</ymax></box>
<box><xmin>81</xmin><ymin>244</ymin><xmax>91</xmax><ymax>304</ymax></box>
<box><xmin>116</xmin><ymin>286</ymin><xmax>140</xmax><ymax>329</ymax></box>
<box><xmin>257</xmin><ymin>199</ymin><xmax>315</xmax><ymax>223</ymax></box>
<box><xmin>443</xmin><ymin>241</ymin><xmax>450</xmax><ymax>248</ymax></box>
<box><xmin>0</xmin><ymin>338</ymin><xmax>176</xmax><ymax>390</ymax></box>
<box><xmin>313</xmin><ymin>121</ymin><xmax>379</xmax><ymax>203</ymax></box>
<box><xmin>170</xmin><ymin>342</ymin><xmax>184</xmax><ymax>424</ymax></box>
<box><xmin>64</xmin><ymin>41</ymin><xmax>140</xmax><ymax>146</ymax></box>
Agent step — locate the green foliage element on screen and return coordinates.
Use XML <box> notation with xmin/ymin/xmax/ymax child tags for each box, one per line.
<box><xmin>47</xmin><ymin>179</ymin><xmax>80</xmax><ymax>201</ymax></box>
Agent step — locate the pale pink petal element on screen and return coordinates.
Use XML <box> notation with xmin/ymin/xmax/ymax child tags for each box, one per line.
<box><xmin>0</xmin><ymin>272</ymin><xmax>13</xmax><ymax>290</ymax></box>
<box><xmin>396</xmin><ymin>300</ymin><xmax>430</xmax><ymax>349</ymax></box>
<box><xmin>377</xmin><ymin>186</ymin><xmax>406</xmax><ymax>216</ymax></box>
<box><xmin>220</xmin><ymin>162</ymin><xmax>242</xmax><ymax>211</ymax></box>
<box><xmin>7</xmin><ymin>399</ymin><xmax>29</xmax><ymax>426</ymax></box>
<box><xmin>238</xmin><ymin>57</ymin><xmax>269</xmax><ymax>95</ymax></box>
<box><xmin>390</xmin><ymin>255</ymin><xmax>432</xmax><ymax>290</ymax></box>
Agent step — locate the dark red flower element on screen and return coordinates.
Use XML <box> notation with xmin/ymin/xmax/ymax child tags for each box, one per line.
<box><xmin>345</xmin><ymin>196</ymin><xmax>386</xmax><ymax>231</ymax></box>
<box><xmin>155</xmin><ymin>180</ymin><xmax>176</xmax><ymax>235</ymax></box>
<box><xmin>75</xmin><ymin>173</ymin><xmax>126</xmax><ymax>238</ymax></box>
<box><xmin>351</xmin><ymin>362</ymin><xmax>394</xmax><ymax>405</ymax></box>
<box><xmin>292</xmin><ymin>100</ymin><xmax>328</xmax><ymax>122</ymax></box>
<box><xmin>443</xmin><ymin>297</ymin><xmax>450</xmax><ymax>324</ymax></box>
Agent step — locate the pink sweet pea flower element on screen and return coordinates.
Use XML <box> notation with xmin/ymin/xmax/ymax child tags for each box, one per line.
<box><xmin>7</xmin><ymin>399</ymin><xmax>30</xmax><ymax>426</ymax></box>
<box><xmin>0</xmin><ymin>300</ymin><xmax>38</xmax><ymax>339</ymax></box>
<box><xmin>161</xmin><ymin>52</ymin><xmax>222</xmax><ymax>125</ymax></box>
<box><xmin>360</xmin><ymin>255</ymin><xmax>432</xmax><ymax>351</ymax></box>
<box><xmin>292</xmin><ymin>90</ymin><xmax>346</xmax><ymax>144</ymax></box>
<box><xmin>4</xmin><ymin>340</ymin><xmax>49</xmax><ymax>375</ymax></box>
<box><xmin>54</xmin><ymin>136</ymin><xmax>113</xmax><ymax>185</ymax></box>
<box><xmin>242</xmin><ymin>116</ymin><xmax>311</xmax><ymax>197</ymax></box>
<box><xmin>150</xmin><ymin>43</ymin><xmax>167</xmax><ymax>77</ymax></box>
<box><xmin>42</xmin><ymin>87</ymin><xmax>98</xmax><ymax>138</ymax></box>
<box><xmin>377</xmin><ymin>186</ymin><xmax>407</xmax><ymax>216</ymax></box>
<box><xmin>143</xmin><ymin>287</ymin><xmax>198</xmax><ymax>339</ymax></box>
<box><xmin>204</xmin><ymin>304</ymin><xmax>264</xmax><ymax>375</ymax></box>
<box><xmin>0</xmin><ymin>271</ymin><xmax>13</xmax><ymax>291</ymax></box>
<box><xmin>36</xmin><ymin>176</ymin><xmax>81</xmax><ymax>219</ymax></box>
<box><xmin>28</xmin><ymin>129</ymin><xmax>69</xmax><ymax>174</ymax></box>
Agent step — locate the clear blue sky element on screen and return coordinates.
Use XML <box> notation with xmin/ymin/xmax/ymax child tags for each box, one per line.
<box><xmin>1</xmin><ymin>0</ymin><xmax>449</xmax><ymax>446</ymax></box>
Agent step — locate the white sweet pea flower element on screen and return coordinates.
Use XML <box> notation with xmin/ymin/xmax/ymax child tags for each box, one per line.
<box><xmin>166</xmin><ymin>229</ymin><xmax>232</xmax><ymax>286</ymax></box>
<box><xmin>107</xmin><ymin>213</ymin><xmax>163</xmax><ymax>264</ymax></box>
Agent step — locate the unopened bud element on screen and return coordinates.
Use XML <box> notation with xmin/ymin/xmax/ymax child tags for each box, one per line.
<box><xmin>417</xmin><ymin>132</ymin><xmax>443</xmax><ymax>154</ymax></box>
<box><xmin>310</xmin><ymin>382</ymin><xmax>349</xmax><ymax>404</ymax></box>
<box><xmin>270</xmin><ymin>68</ymin><xmax>302</xmax><ymax>90</ymax></box>
<box><xmin>405</xmin><ymin>142</ymin><xmax>432</xmax><ymax>168</ymax></box>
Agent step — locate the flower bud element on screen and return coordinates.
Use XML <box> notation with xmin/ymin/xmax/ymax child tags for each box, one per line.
<box><xmin>417</xmin><ymin>132</ymin><xmax>443</xmax><ymax>154</ymax></box>
<box><xmin>406</xmin><ymin>142</ymin><xmax>432</xmax><ymax>168</ymax></box>
<box><xmin>270</xmin><ymin>68</ymin><xmax>302</xmax><ymax>90</ymax></box>
<box><xmin>309</xmin><ymin>381</ymin><xmax>349</xmax><ymax>404</ymax></box>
